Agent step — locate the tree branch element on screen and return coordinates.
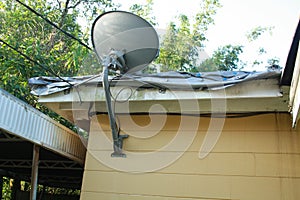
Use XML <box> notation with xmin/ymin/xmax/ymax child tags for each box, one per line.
<box><xmin>68</xmin><ymin>0</ymin><xmax>82</xmax><ymax>9</ymax></box>
<box><xmin>58</xmin><ymin>0</ymin><xmax>70</xmax><ymax>28</ymax></box>
<box><xmin>56</xmin><ymin>0</ymin><xmax>62</xmax><ymax>10</ymax></box>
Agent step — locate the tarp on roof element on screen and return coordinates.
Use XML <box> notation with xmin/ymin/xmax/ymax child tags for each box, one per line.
<box><xmin>29</xmin><ymin>70</ymin><xmax>281</xmax><ymax>96</ymax></box>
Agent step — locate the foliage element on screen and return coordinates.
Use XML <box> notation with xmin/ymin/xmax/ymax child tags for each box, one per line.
<box><xmin>1</xmin><ymin>178</ymin><xmax>80</xmax><ymax>199</ymax></box>
<box><xmin>267</xmin><ymin>57</ymin><xmax>280</xmax><ymax>66</ymax></box>
<box><xmin>129</xmin><ymin>0</ymin><xmax>157</xmax><ymax>26</ymax></box>
<box><xmin>127</xmin><ymin>1</ymin><xmax>279</xmax><ymax>72</ymax></box>
<box><xmin>156</xmin><ymin>0</ymin><xmax>222</xmax><ymax>72</ymax></box>
<box><xmin>266</xmin><ymin>57</ymin><xmax>281</xmax><ymax>70</ymax></box>
<box><xmin>192</xmin><ymin>0</ymin><xmax>222</xmax><ymax>47</ymax></box>
<box><xmin>157</xmin><ymin>16</ymin><xmax>196</xmax><ymax>71</ymax></box>
<box><xmin>246</xmin><ymin>25</ymin><xmax>280</xmax><ymax>69</ymax></box>
<box><xmin>211</xmin><ymin>44</ymin><xmax>244</xmax><ymax>71</ymax></box>
<box><xmin>0</xmin><ymin>1</ymin><xmax>115</xmax><ymax>195</ymax></box>
<box><xmin>2</xmin><ymin>177</ymin><xmax>12</xmax><ymax>200</ymax></box>
<box><xmin>246</xmin><ymin>26</ymin><xmax>274</xmax><ymax>42</ymax></box>
<box><xmin>197</xmin><ymin>57</ymin><xmax>218</xmax><ymax>72</ymax></box>
<box><xmin>0</xmin><ymin>0</ymin><xmax>115</xmax><ymax>125</ymax></box>
<box><xmin>198</xmin><ymin>25</ymin><xmax>277</xmax><ymax>71</ymax></box>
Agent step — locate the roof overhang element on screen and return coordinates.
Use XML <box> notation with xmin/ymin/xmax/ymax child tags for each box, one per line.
<box><xmin>281</xmin><ymin>19</ymin><xmax>300</xmax><ymax>85</ymax></box>
<box><xmin>37</xmin><ymin>76</ymin><xmax>289</xmax><ymax>127</ymax></box>
<box><xmin>280</xmin><ymin>18</ymin><xmax>300</xmax><ymax>127</ymax></box>
<box><xmin>289</xmin><ymin>41</ymin><xmax>300</xmax><ymax>127</ymax></box>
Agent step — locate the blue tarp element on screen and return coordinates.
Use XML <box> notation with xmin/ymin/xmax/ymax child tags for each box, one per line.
<box><xmin>29</xmin><ymin>70</ymin><xmax>281</xmax><ymax>96</ymax></box>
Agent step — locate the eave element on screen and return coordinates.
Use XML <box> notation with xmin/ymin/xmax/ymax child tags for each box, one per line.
<box><xmin>38</xmin><ymin>78</ymin><xmax>289</xmax><ymax>125</ymax></box>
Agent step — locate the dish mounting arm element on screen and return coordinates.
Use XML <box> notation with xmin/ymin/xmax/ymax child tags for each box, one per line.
<box><xmin>102</xmin><ymin>50</ymin><xmax>128</xmax><ymax>158</ymax></box>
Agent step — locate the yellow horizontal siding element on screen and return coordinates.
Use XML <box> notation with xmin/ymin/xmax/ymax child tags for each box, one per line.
<box><xmin>85</xmin><ymin>151</ymin><xmax>255</xmax><ymax>176</ymax></box>
<box><xmin>255</xmin><ymin>153</ymin><xmax>300</xmax><ymax>177</ymax></box>
<box><xmin>85</xmin><ymin>150</ymin><xmax>300</xmax><ymax>178</ymax></box>
<box><xmin>88</xmin><ymin>129</ymin><xmax>300</xmax><ymax>154</ymax></box>
<box><xmin>80</xmin><ymin>191</ymin><xmax>225</xmax><ymax>200</ymax></box>
<box><xmin>94</xmin><ymin>113</ymin><xmax>293</xmax><ymax>131</ymax></box>
<box><xmin>81</xmin><ymin>113</ymin><xmax>300</xmax><ymax>200</ymax></box>
<box><xmin>82</xmin><ymin>171</ymin><xmax>284</xmax><ymax>200</ymax></box>
<box><xmin>82</xmin><ymin>171</ymin><xmax>231</xmax><ymax>199</ymax></box>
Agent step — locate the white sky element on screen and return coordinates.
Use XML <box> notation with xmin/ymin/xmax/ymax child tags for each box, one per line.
<box><xmin>113</xmin><ymin>0</ymin><xmax>300</xmax><ymax>71</ymax></box>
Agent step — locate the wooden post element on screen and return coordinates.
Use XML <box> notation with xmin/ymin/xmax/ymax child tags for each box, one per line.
<box><xmin>30</xmin><ymin>144</ymin><xmax>40</xmax><ymax>200</ymax></box>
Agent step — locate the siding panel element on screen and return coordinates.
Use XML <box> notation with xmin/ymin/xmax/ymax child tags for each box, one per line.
<box><xmin>80</xmin><ymin>191</ymin><xmax>228</xmax><ymax>200</ymax></box>
<box><xmin>82</xmin><ymin>171</ymin><xmax>231</xmax><ymax>199</ymax></box>
<box><xmin>81</xmin><ymin>113</ymin><xmax>300</xmax><ymax>200</ymax></box>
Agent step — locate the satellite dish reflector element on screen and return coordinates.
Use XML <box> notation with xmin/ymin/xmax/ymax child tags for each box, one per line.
<box><xmin>91</xmin><ymin>11</ymin><xmax>159</xmax><ymax>73</ymax></box>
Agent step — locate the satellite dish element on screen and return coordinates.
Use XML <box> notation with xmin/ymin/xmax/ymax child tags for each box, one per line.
<box><xmin>91</xmin><ymin>11</ymin><xmax>159</xmax><ymax>73</ymax></box>
<box><xmin>87</xmin><ymin>11</ymin><xmax>160</xmax><ymax>157</ymax></box>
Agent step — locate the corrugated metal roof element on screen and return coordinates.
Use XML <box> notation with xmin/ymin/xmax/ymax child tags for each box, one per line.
<box><xmin>0</xmin><ymin>88</ymin><xmax>86</xmax><ymax>164</ymax></box>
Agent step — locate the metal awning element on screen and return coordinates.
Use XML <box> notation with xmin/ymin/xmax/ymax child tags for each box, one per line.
<box><xmin>0</xmin><ymin>88</ymin><xmax>86</xmax><ymax>191</ymax></box>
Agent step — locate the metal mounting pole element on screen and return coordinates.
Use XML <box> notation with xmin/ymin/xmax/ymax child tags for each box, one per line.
<box><xmin>30</xmin><ymin>144</ymin><xmax>40</xmax><ymax>200</ymax></box>
<box><xmin>102</xmin><ymin>66</ymin><xmax>128</xmax><ymax>157</ymax></box>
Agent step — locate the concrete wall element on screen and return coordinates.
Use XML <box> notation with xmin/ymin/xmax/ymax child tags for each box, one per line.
<box><xmin>81</xmin><ymin>113</ymin><xmax>300</xmax><ymax>200</ymax></box>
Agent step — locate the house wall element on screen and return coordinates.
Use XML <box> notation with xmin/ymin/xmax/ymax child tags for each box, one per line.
<box><xmin>80</xmin><ymin>113</ymin><xmax>300</xmax><ymax>200</ymax></box>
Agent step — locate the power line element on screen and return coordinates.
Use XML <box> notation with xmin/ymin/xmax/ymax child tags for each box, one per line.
<box><xmin>0</xmin><ymin>38</ymin><xmax>73</xmax><ymax>86</ymax></box>
<box><xmin>15</xmin><ymin>0</ymin><xmax>92</xmax><ymax>51</ymax></box>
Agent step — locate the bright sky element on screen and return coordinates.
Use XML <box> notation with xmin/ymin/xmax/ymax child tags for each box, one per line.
<box><xmin>113</xmin><ymin>0</ymin><xmax>300</xmax><ymax>71</ymax></box>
